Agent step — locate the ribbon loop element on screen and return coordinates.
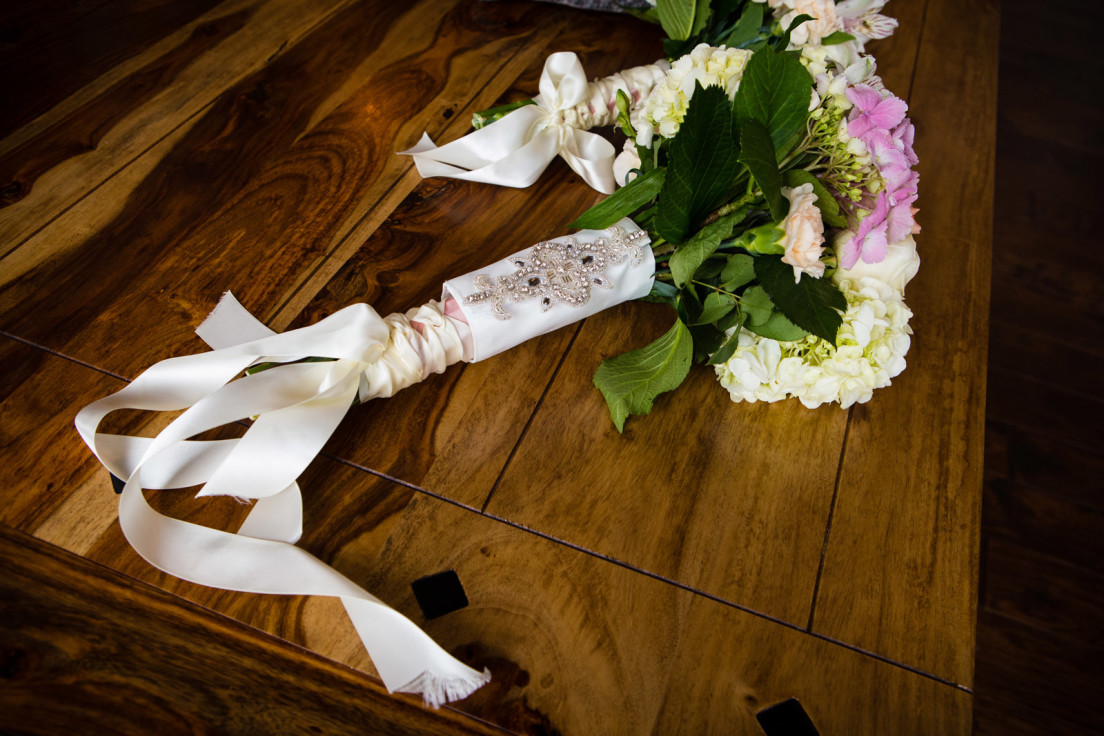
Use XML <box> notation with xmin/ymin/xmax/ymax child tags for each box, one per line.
<box><xmin>402</xmin><ymin>52</ymin><xmax>617</xmax><ymax>193</ymax></box>
<box><xmin>75</xmin><ymin>297</ymin><xmax>486</xmax><ymax>707</ymax></box>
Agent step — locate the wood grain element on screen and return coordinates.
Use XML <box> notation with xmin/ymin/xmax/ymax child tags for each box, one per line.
<box><xmin>0</xmin><ymin>0</ymin><xmax>224</xmax><ymax>141</ymax></box>
<box><xmin>369</xmin><ymin>493</ymin><xmax>972</xmax><ymax>735</ymax></box>
<box><xmin>811</xmin><ymin>0</ymin><xmax>998</xmax><ymax>686</ymax></box>
<box><xmin>0</xmin><ymin>0</ymin><xmax>354</xmax><ymax>252</ymax></box>
<box><xmin>0</xmin><ymin>524</ymin><xmax>504</xmax><ymax>736</ymax></box>
<box><xmin>0</xmin><ymin>0</ymin><xmax>572</xmax><ymax>378</ymax></box>
<box><xmin>484</xmin><ymin>299</ymin><xmax>846</xmax><ymax>626</ymax></box>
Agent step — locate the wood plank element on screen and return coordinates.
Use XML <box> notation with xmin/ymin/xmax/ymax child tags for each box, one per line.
<box><xmin>0</xmin><ymin>0</ymin><xmax>354</xmax><ymax>252</ymax></box>
<box><xmin>368</xmin><ymin>493</ymin><xmax>972</xmax><ymax>734</ymax></box>
<box><xmin>0</xmin><ymin>524</ymin><xmax>503</xmax><ymax>736</ymax></box>
<box><xmin>973</xmin><ymin>609</ymin><xmax>1104</xmax><ymax>736</ymax></box>
<box><xmin>484</xmin><ymin>300</ymin><xmax>845</xmax><ymax>626</ymax></box>
<box><xmin>0</xmin><ymin>0</ymin><xmax>572</xmax><ymax>378</ymax></box>
<box><xmin>981</xmin><ymin>536</ymin><xmax>1104</xmax><ymax>647</ymax></box>
<box><xmin>0</xmin><ymin>0</ymin><xmax>223</xmax><ymax>141</ymax></box>
<box><xmin>812</xmin><ymin>0</ymin><xmax>998</xmax><ymax>686</ymax></box>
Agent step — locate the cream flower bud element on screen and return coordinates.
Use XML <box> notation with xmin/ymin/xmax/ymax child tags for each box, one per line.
<box><xmin>779</xmin><ymin>183</ymin><xmax>827</xmax><ymax>282</ymax></box>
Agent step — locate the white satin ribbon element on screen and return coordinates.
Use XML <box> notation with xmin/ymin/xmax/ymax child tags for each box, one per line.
<box><xmin>403</xmin><ymin>52</ymin><xmax>618</xmax><ymax>193</ymax></box>
<box><xmin>74</xmin><ymin>295</ymin><xmax>486</xmax><ymax>707</ymax></box>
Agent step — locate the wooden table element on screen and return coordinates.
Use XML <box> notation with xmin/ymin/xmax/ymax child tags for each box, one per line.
<box><xmin>0</xmin><ymin>0</ymin><xmax>996</xmax><ymax>733</ymax></box>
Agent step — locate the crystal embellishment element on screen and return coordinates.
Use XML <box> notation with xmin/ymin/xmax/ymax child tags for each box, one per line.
<box><xmin>464</xmin><ymin>226</ymin><xmax>649</xmax><ymax>320</ymax></box>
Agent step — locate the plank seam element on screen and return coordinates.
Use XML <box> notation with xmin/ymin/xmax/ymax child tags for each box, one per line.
<box><xmin>0</xmin><ymin>334</ymin><xmax>971</xmax><ymax>693</ymax></box>
<box><xmin>0</xmin><ymin>329</ymin><xmax>129</xmax><ymax>382</ymax></box>
<box><xmin>325</xmin><ymin>451</ymin><xmax>974</xmax><ymax>694</ymax></box>
<box><xmin>479</xmin><ymin>321</ymin><xmax>584</xmax><ymax>513</ymax></box>
<box><xmin>806</xmin><ymin>404</ymin><xmax>852</xmax><ymax>632</ymax></box>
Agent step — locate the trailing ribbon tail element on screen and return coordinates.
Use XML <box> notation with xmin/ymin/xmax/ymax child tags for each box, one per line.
<box><xmin>401</xmin><ymin>52</ymin><xmax>617</xmax><ymax>194</ymax></box>
<box><xmin>74</xmin><ymin>298</ymin><xmax>487</xmax><ymax>707</ymax></box>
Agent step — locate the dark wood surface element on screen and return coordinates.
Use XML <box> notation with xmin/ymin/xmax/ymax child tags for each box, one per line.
<box><xmin>0</xmin><ymin>1</ymin><xmax>996</xmax><ymax>733</ymax></box>
<box><xmin>972</xmin><ymin>0</ymin><xmax>1104</xmax><ymax>733</ymax></box>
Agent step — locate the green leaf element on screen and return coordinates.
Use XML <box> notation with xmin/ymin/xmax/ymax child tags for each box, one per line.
<box><xmin>746</xmin><ymin>310</ymin><xmax>810</xmax><ymax>341</ymax></box>
<box><xmin>774</xmin><ymin>13</ymin><xmax>813</xmax><ymax>51</ymax></box>
<box><xmin>754</xmin><ymin>255</ymin><xmax>846</xmax><ymax>343</ymax></box>
<box><xmin>689</xmin><ymin>323</ymin><xmax>726</xmax><ymax>362</ymax></box>
<box><xmin>623</xmin><ymin>6</ymin><xmax>661</xmax><ymax>25</ymax></box>
<box><xmin>668</xmin><ymin>209</ymin><xmax>743</xmax><ymax>287</ymax></box>
<box><xmin>641</xmin><ymin>279</ymin><xmax>679</xmax><ymax>304</ymax></box>
<box><xmin>735</xmin><ymin>222</ymin><xmax>785</xmax><ymax>254</ymax></box>
<box><xmin>707</xmin><ymin>311</ymin><xmax>747</xmax><ymax>364</ymax></box>
<box><xmin>732</xmin><ymin>48</ymin><xmax>812</xmax><ymax>155</ymax></box>
<box><xmin>740</xmin><ymin>285</ymin><xmax>774</xmax><ymax>326</ymax></box>
<box><xmin>738</xmin><ymin>119</ymin><xmax>785</xmax><ymax>221</ymax></box>
<box><xmin>656</xmin><ymin>0</ymin><xmax>696</xmax><ymax>40</ymax></box>
<box><xmin>691</xmin><ymin>0</ymin><xmax>712</xmax><ymax>36</ymax></box>
<box><xmin>720</xmin><ymin>253</ymin><xmax>755</xmax><ymax>289</ymax></box>
<box><xmin>821</xmin><ymin>31</ymin><xmax>856</xmax><ymax>46</ymax></box>
<box><xmin>654</xmin><ymin>85</ymin><xmax>739</xmax><ymax>244</ymax></box>
<box><xmin>593</xmin><ymin>319</ymin><xmax>693</xmax><ymax>432</ymax></box>
<box><xmin>783</xmin><ymin>170</ymin><xmax>847</xmax><ymax>228</ymax></box>
<box><xmin>569</xmin><ymin>168</ymin><xmax>665</xmax><ymax>230</ymax></box>
<box><xmin>720</xmin><ymin>2</ymin><xmax>763</xmax><ymax>47</ymax></box>
<box><xmin>693</xmin><ymin>290</ymin><xmax>735</xmax><ymax>325</ymax></box>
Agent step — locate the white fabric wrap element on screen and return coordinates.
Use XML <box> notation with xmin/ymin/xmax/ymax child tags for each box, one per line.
<box><xmin>74</xmin><ymin>295</ymin><xmax>487</xmax><ymax>708</ymax></box>
<box><xmin>444</xmin><ymin>218</ymin><xmax>654</xmax><ymax>362</ymax></box>
<box><xmin>73</xmin><ymin>218</ymin><xmax>653</xmax><ymax>707</ymax></box>
<box><xmin>402</xmin><ymin>52</ymin><xmax>668</xmax><ymax>194</ymax></box>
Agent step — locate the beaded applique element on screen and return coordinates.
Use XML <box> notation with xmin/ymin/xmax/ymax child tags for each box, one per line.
<box><xmin>465</xmin><ymin>226</ymin><xmax>649</xmax><ymax>320</ymax></box>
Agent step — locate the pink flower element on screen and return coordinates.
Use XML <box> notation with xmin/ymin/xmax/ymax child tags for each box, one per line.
<box><xmin>839</xmin><ymin>192</ymin><xmax>889</xmax><ymax>269</ymax></box>
<box><xmin>779</xmin><ymin>183</ymin><xmax>827</xmax><ymax>282</ymax></box>
<box><xmin>846</xmin><ymin>84</ymin><xmax>908</xmax><ymax>139</ymax></box>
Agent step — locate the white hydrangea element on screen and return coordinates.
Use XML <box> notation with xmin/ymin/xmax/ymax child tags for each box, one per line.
<box><xmin>635</xmin><ymin>44</ymin><xmax>753</xmax><ymax>144</ymax></box>
<box><xmin>714</xmin><ymin>273</ymin><xmax>913</xmax><ymax>408</ymax></box>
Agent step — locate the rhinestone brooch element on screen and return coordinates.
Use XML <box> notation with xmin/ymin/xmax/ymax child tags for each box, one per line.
<box><xmin>464</xmin><ymin>227</ymin><xmax>649</xmax><ymax>320</ymax></box>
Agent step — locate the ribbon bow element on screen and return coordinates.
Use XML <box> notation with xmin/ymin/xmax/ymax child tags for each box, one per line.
<box><xmin>403</xmin><ymin>52</ymin><xmax>617</xmax><ymax>193</ymax></box>
<box><xmin>75</xmin><ymin>294</ymin><xmax>487</xmax><ymax>707</ymax></box>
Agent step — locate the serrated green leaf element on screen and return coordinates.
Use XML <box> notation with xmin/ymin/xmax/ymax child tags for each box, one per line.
<box><xmin>738</xmin><ymin>119</ymin><xmax>785</xmax><ymax>221</ymax></box>
<box><xmin>821</xmin><ymin>31</ymin><xmax>856</xmax><ymax>46</ymax></box>
<box><xmin>783</xmin><ymin>170</ymin><xmax>847</xmax><ymax>228</ymax></box>
<box><xmin>693</xmin><ymin>290</ymin><xmax>735</xmax><ymax>325</ymax></box>
<box><xmin>746</xmin><ymin>310</ymin><xmax>810</xmax><ymax>341</ymax></box>
<box><xmin>720</xmin><ymin>253</ymin><xmax>755</xmax><ymax>289</ymax></box>
<box><xmin>655</xmin><ymin>85</ymin><xmax>739</xmax><ymax>244</ymax></box>
<box><xmin>740</xmin><ymin>285</ymin><xmax>774</xmax><ymax>326</ymax></box>
<box><xmin>732</xmin><ymin>48</ymin><xmax>812</xmax><ymax>155</ymax></box>
<box><xmin>716</xmin><ymin>302</ymin><xmax>744</xmax><ymax>331</ymax></box>
<box><xmin>669</xmin><ymin>209</ymin><xmax>743</xmax><ymax>287</ymax></box>
<box><xmin>656</xmin><ymin>0</ymin><xmax>696</xmax><ymax>40</ymax></box>
<box><xmin>720</xmin><ymin>1</ymin><xmax>762</xmax><ymax>47</ymax></box>
<box><xmin>593</xmin><ymin>319</ymin><xmax>693</xmax><ymax>432</ymax></box>
<box><xmin>754</xmin><ymin>255</ymin><xmax>846</xmax><ymax>343</ymax></box>
<box><xmin>569</xmin><ymin>168</ymin><xmax>665</xmax><ymax>230</ymax></box>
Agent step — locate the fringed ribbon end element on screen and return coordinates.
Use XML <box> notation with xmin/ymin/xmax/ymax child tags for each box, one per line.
<box><xmin>395</xmin><ymin>666</ymin><xmax>492</xmax><ymax>709</ymax></box>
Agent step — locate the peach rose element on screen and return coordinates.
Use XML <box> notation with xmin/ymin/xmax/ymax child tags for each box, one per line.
<box><xmin>779</xmin><ymin>183</ymin><xmax>827</xmax><ymax>283</ymax></box>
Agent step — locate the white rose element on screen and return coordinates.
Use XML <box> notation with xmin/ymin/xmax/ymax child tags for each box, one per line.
<box><xmin>836</xmin><ymin>234</ymin><xmax>920</xmax><ymax>294</ymax></box>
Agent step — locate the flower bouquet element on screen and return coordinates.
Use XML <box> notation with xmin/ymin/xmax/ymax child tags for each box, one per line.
<box><xmin>77</xmin><ymin>0</ymin><xmax>917</xmax><ymax>708</ymax></box>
